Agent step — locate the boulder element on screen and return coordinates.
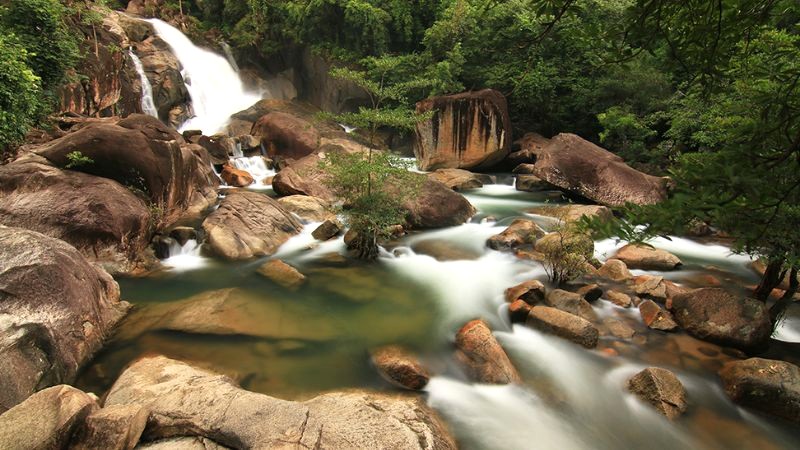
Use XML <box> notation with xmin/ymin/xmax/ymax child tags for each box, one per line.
<box><xmin>487</xmin><ymin>219</ymin><xmax>546</xmax><ymax>250</ymax></box>
<box><xmin>454</xmin><ymin>320</ymin><xmax>521</xmax><ymax>384</ymax></box>
<box><xmin>508</xmin><ymin>132</ymin><xmax>550</xmax><ymax>165</ymax></box>
<box><xmin>169</xmin><ymin>226</ymin><xmax>197</xmax><ymax>246</ymax></box>
<box><xmin>198</xmin><ymin>135</ymin><xmax>237</xmax><ymax>164</ymax></box>
<box><xmin>427</xmin><ymin>168</ymin><xmax>493</xmax><ymax>191</ymax></box>
<box><xmin>614</xmin><ymin>244</ymin><xmax>682</xmax><ymax>271</ymax></box>
<box><xmin>276</xmin><ymin>195</ymin><xmax>334</xmax><ymax>222</ymax></box>
<box><xmin>597</xmin><ymin>258</ymin><xmax>633</xmax><ymax>282</ymax></box>
<box><xmin>632</xmin><ymin>275</ymin><xmax>668</xmax><ymax>301</ymax></box>
<box><xmin>371</xmin><ymin>346</ymin><xmax>431</xmax><ymax>390</ymax></box>
<box><xmin>639</xmin><ymin>300</ymin><xmax>678</xmax><ymax>331</ymax></box>
<box><xmin>137</xmin><ymin>437</ymin><xmax>230</xmax><ymax>449</ymax></box>
<box><xmin>311</xmin><ymin>218</ymin><xmax>343</xmax><ymax>241</ymax></box>
<box><xmin>544</xmin><ymin>289</ymin><xmax>598</xmax><ymax>322</ymax></box>
<box><xmin>505</xmin><ymin>280</ymin><xmax>546</xmax><ymax>304</ymax></box>
<box><xmin>0</xmin><ymin>385</ymin><xmax>98</xmax><ymax>449</ymax></box>
<box><xmin>508</xmin><ymin>300</ymin><xmax>533</xmax><ymax>324</ymax></box>
<box><xmin>251</xmin><ymin>111</ymin><xmax>321</xmax><ymax>160</ymax></box>
<box><xmin>576</xmin><ymin>284</ymin><xmax>603</xmax><ymax>302</ymax></box>
<box><xmin>403</xmin><ymin>178</ymin><xmax>477</xmax><ymax>228</ymax></box>
<box><xmin>202</xmin><ymin>191</ymin><xmax>302</xmax><ymax>260</ymax></box>
<box><xmin>414</xmin><ymin>89</ymin><xmax>511</xmax><ymax>171</ymax></box>
<box><xmin>515</xmin><ymin>133</ymin><xmax>668</xmax><ymax>206</ymax></box>
<box><xmin>627</xmin><ymin>368</ymin><xmax>688</xmax><ymax>419</ymax></box>
<box><xmin>411</xmin><ymin>240</ymin><xmax>482</xmax><ymax>261</ymax></box>
<box><xmin>71</xmin><ymin>404</ymin><xmax>149</xmax><ymax>450</ymax></box>
<box><xmin>526</xmin><ymin>306</ymin><xmax>599</xmax><ymax>348</ymax></box>
<box><xmin>605</xmin><ymin>290</ymin><xmax>632</xmax><ymax>308</ymax></box>
<box><xmin>104</xmin><ymin>356</ymin><xmax>457</xmax><ymax>449</ymax></box>
<box><xmin>515</xmin><ymin>174</ymin><xmax>553</xmax><ymax>192</ymax></box>
<box><xmin>256</xmin><ymin>259</ymin><xmax>307</xmax><ymax>289</ymax></box>
<box><xmin>220</xmin><ymin>164</ymin><xmax>254</xmax><ymax>187</ymax></box>
<box><xmin>0</xmin><ymin>227</ymin><xmax>129</xmax><ymax>412</ymax></box>
<box><xmin>604</xmin><ymin>318</ymin><xmax>635</xmax><ymax>339</ymax></box>
<box><xmin>526</xmin><ymin>205</ymin><xmax>613</xmax><ymax>225</ymax></box>
<box><xmin>718</xmin><ymin>358</ymin><xmax>800</xmax><ymax>424</ymax></box>
<box><xmin>669</xmin><ymin>288</ymin><xmax>771</xmax><ymax>351</ymax></box>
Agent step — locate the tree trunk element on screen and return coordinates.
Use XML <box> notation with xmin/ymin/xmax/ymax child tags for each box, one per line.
<box><xmin>770</xmin><ymin>267</ymin><xmax>798</xmax><ymax>325</ymax></box>
<box><xmin>754</xmin><ymin>259</ymin><xmax>786</xmax><ymax>301</ymax></box>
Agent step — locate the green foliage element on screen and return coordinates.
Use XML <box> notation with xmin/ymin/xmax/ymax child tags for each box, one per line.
<box><xmin>539</xmin><ymin>226</ymin><xmax>594</xmax><ymax>285</ymax></box>
<box><xmin>64</xmin><ymin>151</ymin><xmax>94</xmax><ymax>169</ymax></box>
<box><xmin>0</xmin><ymin>35</ymin><xmax>43</xmax><ymax>153</ymax></box>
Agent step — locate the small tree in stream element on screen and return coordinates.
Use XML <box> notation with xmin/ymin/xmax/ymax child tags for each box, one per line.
<box><xmin>319</xmin><ymin>55</ymin><xmax>434</xmax><ymax>259</ymax></box>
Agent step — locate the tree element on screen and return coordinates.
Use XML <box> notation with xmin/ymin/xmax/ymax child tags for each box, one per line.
<box><xmin>0</xmin><ymin>35</ymin><xmax>43</xmax><ymax>155</ymax></box>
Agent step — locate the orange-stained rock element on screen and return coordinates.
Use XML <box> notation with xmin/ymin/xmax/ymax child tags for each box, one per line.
<box><xmin>455</xmin><ymin>320</ymin><xmax>521</xmax><ymax>384</ymax></box>
<box><xmin>221</xmin><ymin>164</ymin><xmax>255</xmax><ymax>187</ymax></box>
<box><xmin>371</xmin><ymin>346</ymin><xmax>430</xmax><ymax>390</ymax></box>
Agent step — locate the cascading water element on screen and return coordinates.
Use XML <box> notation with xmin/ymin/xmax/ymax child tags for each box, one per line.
<box><xmin>147</xmin><ymin>19</ymin><xmax>261</xmax><ymax>135</ymax></box>
<box><xmin>128</xmin><ymin>49</ymin><xmax>159</xmax><ymax>118</ymax></box>
<box><xmin>231</xmin><ymin>156</ymin><xmax>275</xmax><ymax>187</ymax></box>
<box><xmin>220</xmin><ymin>41</ymin><xmax>240</xmax><ymax>72</ymax></box>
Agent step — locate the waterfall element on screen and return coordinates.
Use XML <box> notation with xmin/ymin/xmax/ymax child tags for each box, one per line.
<box><xmin>147</xmin><ymin>19</ymin><xmax>261</xmax><ymax>135</ymax></box>
<box><xmin>231</xmin><ymin>156</ymin><xmax>275</xmax><ymax>183</ymax></box>
<box><xmin>129</xmin><ymin>49</ymin><xmax>159</xmax><ymax>118</ymax></box>
<box><xmin>220</xmin><ymin>41</ymin><xmax>240</xmax><ymax>72</ymax></box>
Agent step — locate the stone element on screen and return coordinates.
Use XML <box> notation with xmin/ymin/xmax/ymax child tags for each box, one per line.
<box><xmin>276</xmin><ymin>195</ymin><xmax>334</xmax><ymax>222</ymax></box>
<box><xmin>198</xmin><ymin>135</ymin><xmax>237</xmax><ymax>164</ymax></box>
<box><xmin>718</xmin><ymin>358</ymin><xmax>800</xmax><ymax>424</ymax></box>
<box><xmin>251</xmin><ymin>111</ymin><xmax>321</xmax><ymax>160</ymax></box>
<box><xmin>487</xmin><ymin>219</ymin><xmax>546</xmax><ymax>250</ymax></box>
<box><xmin>614</xmin><ymin>244</ymin><xmax>682</xmax><ymax>271</ymax></box>
<box><xmin>627</xmin><ymin>367</ymin><xmax>688</xmax><ymax>419</ymax></box>
<box><xmin>504</xmin><ymin>280</ymin><xmax>546</xmax><ymax>304</ymax></box>
<box><xmin>508</xmin><ymin>300</ymin><xmax>533</xmax><ymax>324</ymax></box>
<box><xmin>427</xmin><ymin>168</ymin><xmax>494</xmax><ymax>191</ymax></box>
<box><xmin>311</xmin><ymin>218</ymin><xmax>343</xmax><ymax>241</ymax></box>
<box><xmin>202</xmin><ymin>191</ymin><xmax>302</xmax><ymax>260</ymax></box>
<box><xmin>605</xmin><ymin>290</ymin><xmax>632</xmax><ymax>308</ymax></box>
<box><xmin>604</xmin><ymin>318</ymin><xmax>635</xmax><ymax>339</ymax></box>
<box><xmin>414</xmin><ymin>89</ymin><xmax>511</xmax><ymax>171</ymax></box>
<box><xmin>526</xmin><ymin>306</ymin><xmax>599</xmax><ymax>348</ymax></box>
<box><xmin>514</xmin><ymin>132</ymin><xmax>668</xmax><ymax>206</ymax></box>
<box><xmin>508</xmin><ymin>132</ymin><xmax>550</xmax><ymax>165</ymax></box>
<box><xmin>597</xmin><ymin>259</ymin><xmax>633</xmax><ymax>282</ymax></box>
<box><xmin>168</xmin><ymin>226</ymin><xmax>197</xmax><ymax>246</ymax></box>
<box><xmin>0</xmin><ymin>227</ymin><xmax>129</xmax><ymax>412</ymax></box>
<box><xmin>633</xmin><ymin>275</ymin><xmax>668</xmax><ymax>301</ymax></box>
<box><xmin>670</xmin><ymin>288</ymin><xmax>771</xmax><ymax>351</ymax></box>
<box><xmin>403</xmin><ymin>178</ymin><xmax>477</xmax><ymax>229</ymax></box>
<box><xmin>515</xmin><ymin>175</ymin><xmax>553</xmax><ymax>192</ymax></box>
<box><xmin>544</xmin><ymin>289</ymin><xmax>598</xmax><ymax>322</ymax></box>
<box><xmin>105</xmin><ymin>356</ymin><xmax>457</xmax><ymax>449</ymax></box>
<box><xmin>136</xmin><ymin>437</ymin><xmax>230</xmax><ymax>449</ymax></box>
<box><xmin>525</xmin><ymin>205</ymin><xmax>613</xmax><ymax>225</ymax></box>
<box><xmin>639</xmin><ymin>300</ymin><xmax>678</xmax><ymax>331</ymax></box>
<box><xmin>411</xmin><ymin>240</ymin><xmax>482</xmax><ymax>261</ymax></box>
<box><xmin>256</xmin><ymin>259</ymin><xmax>307</xmax><ymax>289</ymax></box>
<box><xmin>454</xmin><ymin>320</ymin><xmax>521</xmax><ymax>384</ymax></box>
<box><xmin>576</xmin><ymin>284</ymin><xmax>603</xmax><ymax>302</ymax></box>
<box><xmin>71</xmin><ymin>404</ymin><xmax>149</xmax><ymax>450</ymax></box>
<box><xmin>220</xmin><ymin>164</ymin><xmax>254</xmax><ymax>187</ymax></box>
<box><xmin>0</xmin><ymin>385</ymin><xmax>98</xmax><ymax>449</ymax></box>
<box><xmin>371</xmin><ymin>346</ymin><xmax>430</xmax><ymax>390</ymax></box>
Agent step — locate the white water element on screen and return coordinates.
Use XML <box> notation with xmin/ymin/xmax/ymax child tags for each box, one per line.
<box><xmin>128</xmin><ymin>49</ymin><xmax>159</xmax><ymax>118</ymax></box>
<box><xmin>147</xmin><ymin>19</ymin><xmax>261</xmax><ymax>135</ymax></box>
<box><xmin>231</xmin><ymin>156</ymin><xmax>275</xmax><ymax>188</ymax></box>
<box><xmin>220</xmin><ymin>41</ymin><xmax>239</xmax><ymax>72</ymax></box>
<box><xmin>162</xmin><ymin>239</ymin><xmax>210</xmax><ymax>272</ymax></box>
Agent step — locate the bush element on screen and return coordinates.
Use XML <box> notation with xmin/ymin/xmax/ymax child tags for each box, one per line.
<box><xmin>0</xmin><ymin>35</ymin><xmax>43</xmax><ymax>154</ymax></box>
<box><xmin>538</xmin><ymin>224</ymin><xmax>594</xmax><ymax>285</ymax></box>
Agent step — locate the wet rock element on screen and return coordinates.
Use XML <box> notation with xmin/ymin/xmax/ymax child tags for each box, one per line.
<box><xmin>670</xmin><ymin>288</ymin><xmax>771</xmax><ymax>351</ymax></box>
<box><xmin>0</xmin><ymin>385</ymin><xmax>98</xmax><ymax>449</ymax></box>
<box><xmin>168</xmin><ymin>226</ymin><xmax>197</xmax><ymax>246</ymax></box>
<box><xmin>605</xmin><ymin>290</ymin><xmax>632</xmax><ymax>308</ymax></box>
<box><xmin>544</xmin><ymin>289</ymin><xmax>598</xmax><ymax>322</ymax></box>
<box><xmin>238</xmin><ymin>134</ymin><xmax>263</xmax><ymax>152</ymax></box>
<box><xmin>526</xmin><ymin>205</ymin><xmax>613</xmax><ymax>224</ymax></box>
<box><xmin>632</xmin><ymin>275</ymin><xmax>668</xmax><ymax>301</ymax></box>
<box><xmin>105</xmin><ymin>356</ymin><xmax>457</xmax><ymax>449</ymax></box>
<box><xmin>454</xmin><ymin>320</ymin><xmax>521</xmax><ymax>384</ymax></box>
<box><xmin>718</xmin><ymin>358</ymin><xmax>800</xmax><ymax>424</ymax></box>
<box><xmin>487</xmin><ymin>219</ymin><xmax>546</xmax><ymax>250</ymax></box>
<box><xmin>508</xmin><ymin>132</ymin><xmax>550</xmax><ymax>165</ymax></box>
<box><xmin>597</xmin><ymin>258</ymin><xmax>633</xmax><ymax>282</ymax></box>
<box><xmin>576</xmin><ymin>284</ymin><xmax>603</xmax><ymax>302</ymax></box>
<box><xmin>276</xmin><ymin>195</ymin><xmax>334</xmax><ymax>222</ymax></box>
<box><xmin>0</xmin><ymin>227</ymin><xmax>129</xmax><ymax>412</ymax></box>
<box><xmin>639</xmin><ymin>300</ymin><xmax>678</xmax><ymax>331</ymax></box>
<box><xmin>604</xmin><ymin>318</ymin><xmax>635</xmax><ymax>339</ymax></box>
<box><xmin>427</xmin><ymin>168</ymin><xmax>493</xmax><ymax>190</ymax></box>
<box><xmin>371</xmin><ymin>346</ymin><xmax>430</xmax><ymax>390</ymax></box>
<box><xmin>198</xmin><ymin>135</ymin><xmax>237</xmax><ymax>164</ymax></box>
<box><xmin>256</xmin><ymin>259</ymin><xmax>307</xmax><ymax>289</ymax></box>
<box><xmin>414</xmin><ymin>89</ymin><xmax>511</xmax><ymax>171</ymax></box>
<box><xmin>137</xmin><ymin>437</ymin><xmax>230</xmax><ymax>449</ymax></box>
<box><xmin>403</xmin><ymin>178</ymin><xmax>477</xmax><ymax>229</ymax></box>
<box><xmin>505</xmin><ymin>280</ymin><xmax>546</xmax><ymax>304</ymax></box>
<box><xmin>71</xmin><ymin>404</ymin><xmax>149</xmax><ymax>450</ymax></box>
<box><xmin>411</xmin><ymin>240</ymin><xmax>481</xmax><ymax>261</ymax></box>
<box><xmin>627</xmin><ymin>367</ymin><xmax>687</xmax><ymax>419</ymax></box>
<box><xmin>220</xmin><ymin>164</ymin><xmax>254</xmax><ymax>187</ymax></box>
<box><xmin>515</xmin><ymin>175</ymin><xmax>553</xmax><ymax>192</ymax></box>
<box><xmin>614</xmin><ymin>244</ymin><xmax>682</xmax><ymax>271</ymax></box>
<box><xmin>509</xmin><ymin>300</ymin><xmax>533</xmax><ymax>324</ymax></box>
<box><xmin>251</xmin><ymin>111</ymin><xmax>321</xmax><ymax>160</ymax></box>
<box><xmin>202</xmin><ymin>191</ymin><xmax>302</xmax><ymax>260</ymax></box>
<box><xmin>526</xmin><ymin>306</ymin><xmax>599</xmax><ymax>348</ymax></box>
<box><xmin>311</xmin><ymin>218</ymin><xmax>343</xmax><ymax>241</ymax></box>
<box><xmin>514</xmin><ymin>132</ymin><xmax>668</xmax><ymax>206</ymax></box>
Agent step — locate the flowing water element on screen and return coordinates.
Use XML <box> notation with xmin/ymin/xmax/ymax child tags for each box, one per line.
<box><xmin>128</xmin><ymin>49</ymin><xmax>159</xmax><ymax>118</ymax></box>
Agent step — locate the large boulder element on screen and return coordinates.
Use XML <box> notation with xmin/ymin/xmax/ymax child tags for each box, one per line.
<box><xmin>0</xmin><ymin>385</ymin><xmax>98</xmax><ymax>450</ymax></box>
<box><xmin>639</xmin><ymin>300</ymin><xmax>678</xmax><ymax>331</ymax></box>
<box><xmin>251</xmin><ymin>111</ymin><xmax>321</xmax><ymax>160</ymax></box>
<box><xmin>454</xmin><ymin>320</ymin><xmax>521</xmax><ymax>384</ymax></box>
<box><xmin>0</xmin><ymin>227</ymin><xmax>129</xmax><ymax>412</ymax></box>
<box><xmin>525</xmin><ymin>204</ymin><xmax>613</xmax><ymax>225</ymax></box>
<box><xmin>670</xmin><ymin>288</ymin><xmax>772</xmax><ymax>351</ymax></box>
<box><xmin>202</xmin><ymin>191</ymin><xmax>302</xmax><ymax>260</ymax></box>
<box><xmin>71</xmin><ymin>404</ymin><xmax>149</xmax><ymax>450</ymax></box>
<box><xmin>487</xmin><ymin>219</ymin><xmax>546</xmax><ymax>250</ymax></box>
<box><xmin>105</xmin><ymin>356</ymin><xmax>457</xmax><ymax>449</ymax></box>
<box><xmin>627</xmin><ymin>368</ymin><xmax>688</xmax><ymax>420</ymax></box>
<box><xmin>614</xmin><ymin>244</ymin><xmax>682</xmax><ymax>271</ymax></box>
<box><xmin>543</xmin><ymin>289</ymin><xmax>598</xmax><ymax>322</ymax></box>
<box><xmin>718</xmin><ymin>358</ymin><xmax>800</xmax><ymax>424</ymax></box>
<box><xmin>414</xmin><ymin>89</ymin><xmax>511</xmax><ymax>171</ymax></box>
<box><xmin>427</xmin><ymin>168</ymin><xmax>493</xmax><ymax>191</ymax></box>
<box><xmin>276</xmin><ymin>195</ymin><xmax>334</xmax><ymax>222</ymax></box>
<box><xmin>514</xmin><ymin>132</ymin><xmax>668</xmax><ymax>206</ymax></box>
<box><xmin>220</xmin><ymin>164</ymin><xmax>254</xmax><ymax>187</ymax></box>
<box><xmin>526</xmin><ymin>306</ymin><xmax>599</xmax><ymax>348</ymax></box>
<box><xmin>371</xmin><ymin>346</ymin><xmax>431</xmax><ymax>390</ymax></box>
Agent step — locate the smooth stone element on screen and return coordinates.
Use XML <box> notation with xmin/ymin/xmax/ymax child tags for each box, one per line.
<box><xmin>627</xmin><ymin>367</ymin><xmax>688</xmax><ymax>419</ymax></box>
